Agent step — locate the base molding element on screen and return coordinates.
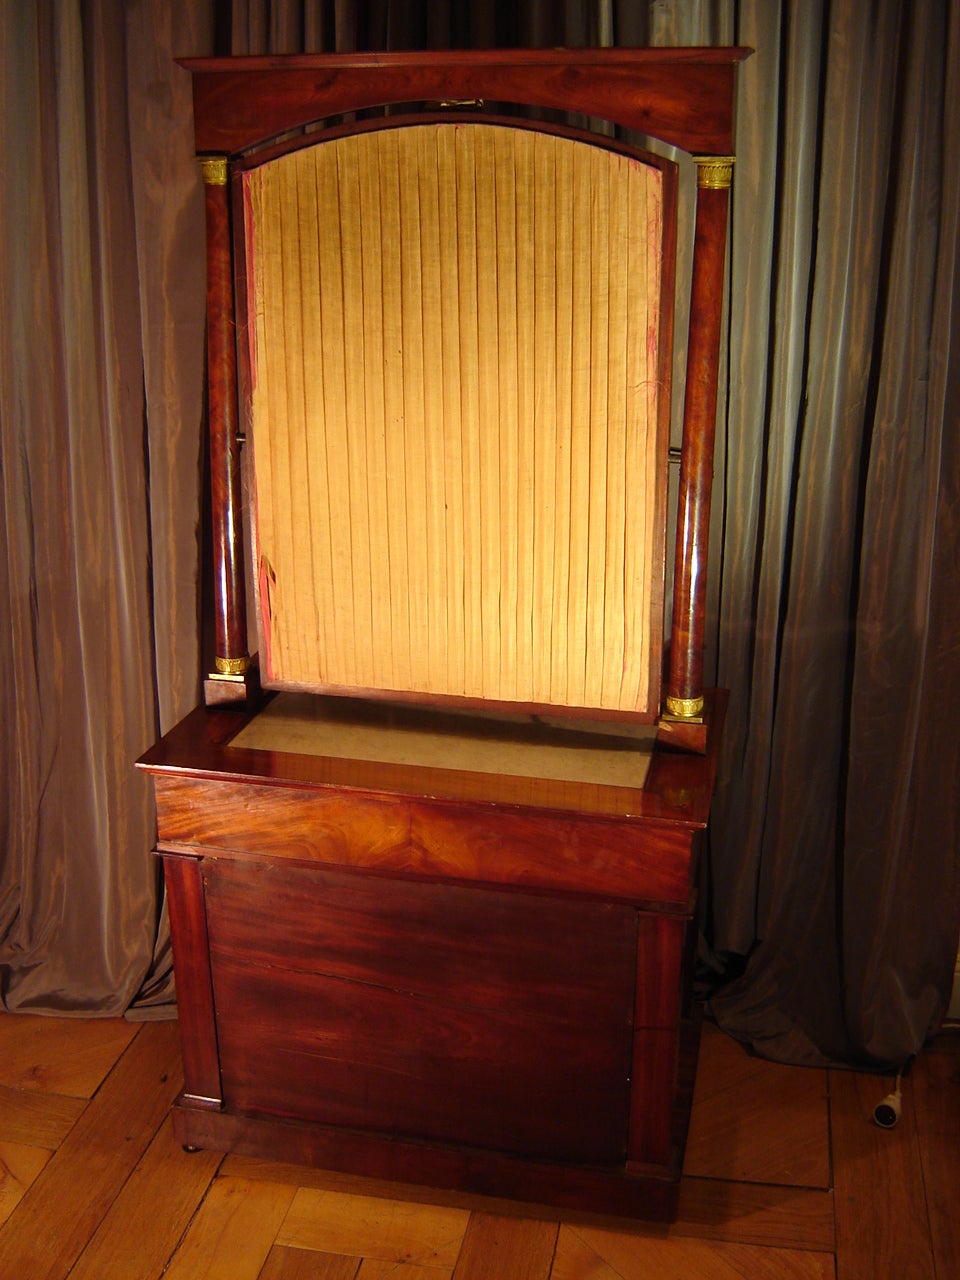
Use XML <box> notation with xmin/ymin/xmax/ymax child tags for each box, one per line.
<box><xmin>172</xmin><ymin>1102</ymin><xmax>682</xmax><ymax>1220</ymax></box>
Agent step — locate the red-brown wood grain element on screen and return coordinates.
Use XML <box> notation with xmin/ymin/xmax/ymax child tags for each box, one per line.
<box><xmin>179</xmin><ymin>48</ymin><xmax>750</xmax><ymax>157</ymax></box>
<box><xmin>203</xmin><ymin>173</ymin><xmax>248</xmax><ymax>669</ymax></box>
<box><xmin>203</xmin><ymin>858</ymin><xmax>636</xmax><ymax>1023</ymax></box>
<box><xmin>141</xmin><ymin>696</ymin><xmax>726</xmax><ymax>1210</ymax></box>
<box><xmin>626</xmin><ymin>915</ymin><xmax>699</xmax><ymax>1167</ymax></box>
<box><xmin>140</xmin><ymin>691</ymin><xmax>726</xmax><ymax>831</ymax></box>
<box><xmin>634</xmin><ymin>912</ymin><xmax>691</xmax><ymax>1030</ymax></box>
<box><xmin>147</xmin><ymin>48</ymin><xmax>744</xmax><ymax>1220</ymax></box>
<box><xmin>145</xmin><ymin>694</ymin><xmax>722</xmax><ymax>1214</ymax></box>
<box><xmin>667</xmin><ymin>183</ymin><xmax>731</xmax><ymax>711</ymax></box>
<box><xmin>185</xmin><ymin>47</ymin><xmax>750</xmax><ymax>725</ymax></box>
<box><xmin>146</xmin><ymin>691</ymin><xmax>727</xmax><ymax>1208</ymax></box>
<box><xmin>204</xmin><ymin>860</ymin><xmax>635</xmax><ymax>1165</ymax></box>
<box><xmin>628</xmin><ymin>1027</ymin><xmax>681</xmax><ymax>1169</ymax></box>
<box><xmin>153</xmin><ymin>774</ymin><xmax>697</xmax><ymax>908</ymax></box>
<box><xmin>162</xmin><ymin>855</ymin><xmax>222</xmax><ymax>1108</ymax></box>
<box><xmin>171</xmin><ymin>1104</ymin><xmax>681</xmax><ymax>1220</ymax></box>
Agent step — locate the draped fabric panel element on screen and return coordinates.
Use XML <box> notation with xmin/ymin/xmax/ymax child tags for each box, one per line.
<box><xmin>246</xmin><ymin>126</ymin><xmax>666</xmax><ymax>714</ymax></box>
<box><xmin>1</xmin><ymin>0</ymin><xmax>957</xmax><ymax>1066</ymax></box>
<box><xmin>126</xmin><ymin>3</ymin><xmax>214</xmax><ymax>737</ymax></box>
<box><xmin>0</xmin><ymin>2</ymin><xmax>166</xmax><ymax>1012</ymax></box>
<box><xmin>702</xmin><ymin>0</ymin><xmax>960</xmax><ymax>1066</ymax></box>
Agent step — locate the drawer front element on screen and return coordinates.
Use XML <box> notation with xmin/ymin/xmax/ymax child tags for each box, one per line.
<box><xmin>154</xmin><ymin>773</ymin><xmax>699</xmax><ymax>907</ymax></box>
<box><xmin>204</xmin><ymin>857</ymin><xmax>637</xmax><ymax>1165</ymax></box>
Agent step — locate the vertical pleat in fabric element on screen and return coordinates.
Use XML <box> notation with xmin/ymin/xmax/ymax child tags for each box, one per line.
<box><xmin>245</xmin><ymin>122</ymin><xmax>665</xmax><ymax>714</ymax></box>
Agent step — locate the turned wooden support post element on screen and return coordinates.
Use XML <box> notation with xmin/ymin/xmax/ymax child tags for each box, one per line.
<box><xmin>201</xmin><ymin>156</ymin><xmax>253</xmax><ymax>701</ymax></box>
<box><xmin>665</xmin><ymin>155</ymin><xmax>734</xmax><ymax>721</ymax></box>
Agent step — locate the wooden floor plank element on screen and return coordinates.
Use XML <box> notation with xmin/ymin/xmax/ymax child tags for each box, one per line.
<box><xmin>222</xmin><ymin>1153</ymin><xmax>468</xmax><ymax>1204</ymax></box>
<box><xmin>222</xmin><ymin>1148</ymin><xmax>836</xmax><ymax>1259</ymax></box>
<box><xmin>259</xmin><ymin>1243</ymin><xmax>360</xmax><ymax>1279</ymax></box>
<box><xmin>452</xmin><ymin>1211</ymin><xmax>558</xmax><ymax>1279</ymax></box>
<box><xmin>0</xmin><ymin>1021</ymin><xmax>182</xmax><ymax>1280</ymax></box>
<box><xmin>1</xmin><ymin>1010</ymin><xmax>952</xmax><ymax>1279</ymax></box>
<box><xmin>163</xmin><ymin>1175</ymin><xmax>298</xmax><ymax>1280</ymax></box>
<box><xmin>0</xmin><ymin>1084</ymin><xmax>86</xmax><ymax>1149</ymax></box>
<box><xmin>0</xmin><ymin>1140</ymin><xmax>52</xmax><ymax>1229</ymax></box>
<box><xmin>0</xmin><ymin>1012</ymin><xmax>138</xmax><ymax>1097</ymax></box>
<box><xmin>551</xmin><ymin>1222</ymin><xmax>835</xmax><ymax>1279</ymax></box>
<box><xmin>222</xmin><ymin>1153</ymin><xmax>560</xmax><ymax>1219</ymax></box>
<box><xmin>68</xmin><ymin>1114</ymin><xmax>221</xmax><ymax>1280</ymax></box>
<box><xmin>676</xmin><ymin>1177</ymin><xmax>835</xmax><ymax>1252</ymax></box>
<box><xmin>356</xmin><ymin>1261</ymin><xmax>453</xmax><ymax>1279</ymax></box>
<box><xmin>830</xmin><ymin>1067</ymin><xmax>936</xmax><ymax>1280</ymax></box>
<box><xmin>278</xmin><ymin>1188</ymin><xmax>469</xmax><ymax>1268</ymax></box>
<box><xmin>685</xmin><ymin>1025</ymin><xmax>831</xmax><ymax>1189</ymax></box>
<box><xmin>912</xmin><ymin>1049</ymin><xmax>960</xmax><ymax>1280</ymax></box>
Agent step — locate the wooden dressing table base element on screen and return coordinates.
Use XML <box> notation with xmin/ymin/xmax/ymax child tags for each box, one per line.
<box><xmin>139</xmin><ymin>691</ymin><xmax>725</xmax><ymax>1220</ymax></box>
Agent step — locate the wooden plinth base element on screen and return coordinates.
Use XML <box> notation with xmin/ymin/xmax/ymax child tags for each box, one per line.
<box><xmin>172</xmin><ymin>1099</ymin><xmax>683</xmax><ymax>1221</ymax></box>
<box><xmin>140</xmin><ymin>693</ymin><xmax>723</xmax><ymax>1223</ymax></box>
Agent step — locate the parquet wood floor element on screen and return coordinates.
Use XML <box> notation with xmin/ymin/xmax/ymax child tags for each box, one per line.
<box><xmin>0</xmin><ymin>1014</ymin><xmax>956</xmax><ymax>1279</ymax></box>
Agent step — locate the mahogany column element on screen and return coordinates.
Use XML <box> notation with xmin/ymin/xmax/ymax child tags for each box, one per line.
<box><xmin>665</xmin><ymin>156</ymin><xmax>734</xmax><ymax>723</ymax></box>
<box><xmin>200</xmin><ymin>157</ymin><xmax>254</xmax><ymax>705</ymax></box>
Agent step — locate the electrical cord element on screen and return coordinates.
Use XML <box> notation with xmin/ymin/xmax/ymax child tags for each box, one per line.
<box><xmin>872</xmin><ymin>1066</ymin><xmax>904</xmax><ymax>1128</ymax></box>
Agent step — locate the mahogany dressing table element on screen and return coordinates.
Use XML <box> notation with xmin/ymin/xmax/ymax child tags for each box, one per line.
<box><xmin>139</xmin><ymin>47</ymin><xmax>747</xmax><ymax>1219</ymax></box>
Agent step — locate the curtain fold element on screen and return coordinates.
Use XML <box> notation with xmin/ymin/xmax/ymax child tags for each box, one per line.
<box><xmin>707</xmin><ymin>0</ymin><xmax>960</xmax><ymax>1065</ymax></box>
<box><xmin>1</xmin><ymin>0</ymin><xmax>957</xmax><ymax>1065</ymax></box>
<box><xmin>126</xmin><ymin>2</ymin><xmax>213</xmax><ymax>738</ymax></box>
<box><xmin>1</xmin><ymin>1</ymin><xmax>164</xmax><ymax>1012</ymax></box>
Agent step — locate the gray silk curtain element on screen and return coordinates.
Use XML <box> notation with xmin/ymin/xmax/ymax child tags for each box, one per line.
<box><xmin>0</xmin><ymin>2</ymin><xmax>180</xmax><ymax>1014</ymax></box>
<box><xmin>1</xmin><ymin>0</ymin><xmax>957</xmax><ymax>1068</ymax></box>
<box><xmin>704</xmin><ymin>0</ymin><xmax>960</xmax><ymax>1067</ymax></box>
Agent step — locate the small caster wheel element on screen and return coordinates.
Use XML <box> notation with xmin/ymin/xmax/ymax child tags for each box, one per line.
<box><xmin>182</xmin><ymin>1143</ymin><xmax>202</xmax><ymax>1154</ymax></box>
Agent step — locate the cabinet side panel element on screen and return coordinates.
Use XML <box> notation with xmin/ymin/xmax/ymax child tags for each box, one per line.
<box><xmin>162</xmin><ymin>855</ymin><xmax>222</xmax><ymax>1107</ymax></box>
<box><xmin>204</xmin><ymin>858</ymin><xmax>637</xmax><ymax>1164</ymax></box>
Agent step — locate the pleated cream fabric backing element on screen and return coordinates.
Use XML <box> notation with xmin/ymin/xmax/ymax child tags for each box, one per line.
<box><xmin>244</xmin><ymin>122</ymin><xmax>665</xmax><ymax>713</ymax></box>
